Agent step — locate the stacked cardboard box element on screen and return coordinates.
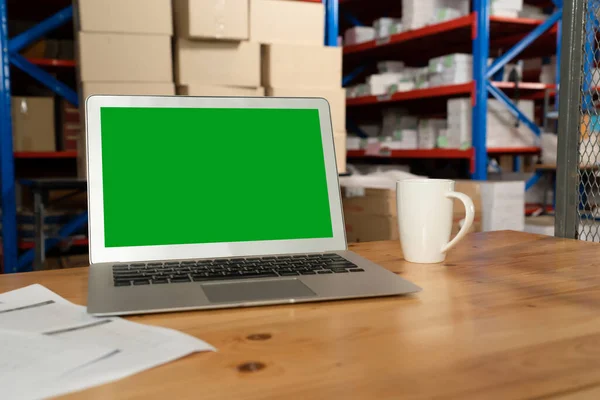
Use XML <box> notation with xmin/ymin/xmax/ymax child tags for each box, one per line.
<box><xmin>11</xmin><ymin>97</ymin><xmax>56</xmax><ymax>152</ymax></box>
<box><xmin>257</xmin><ymin>0</ymin><xmax>346</xmax><ymax>172</ymax></box>
<box><xmin>173</xmin><ymin>0</ymin><xmax>262</xmax><ymax>96</ymax></box>
<box><xmin>341</xmin><ymin>178</ymin><xmax>523</xmax><ymax>243</ymax></box>
<box><xmin>75</xmin><ymin>0</ymin><xmax>175</xmax><ymax>176</ymax></box>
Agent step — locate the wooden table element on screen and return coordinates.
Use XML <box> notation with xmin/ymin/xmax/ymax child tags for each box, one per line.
<box><xmin>3</xmin><ymin>231</ymin><xmax>600</xmax><ymax>399</ymax></box>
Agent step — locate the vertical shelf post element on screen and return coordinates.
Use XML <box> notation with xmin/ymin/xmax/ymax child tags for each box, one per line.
<box><xmin>0</xmin><ymin>0</ymin><xmax>17</xmax><ymax>273</ymax></box>
<box><xmin>325</xmin><ymin>0</ymin><xmax>339</xmax><ymax>47</ymax></box>
<box><xmin>472</xmin><ymin>0</ymin><xmax>490</xmax><ymax>180</ymax></box>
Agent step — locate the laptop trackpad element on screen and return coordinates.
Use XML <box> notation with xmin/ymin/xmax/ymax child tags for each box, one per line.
<box><xmin>202</xmin><ymin>279</ymin><xmax>316</xmax><ymax>304</ymax></box>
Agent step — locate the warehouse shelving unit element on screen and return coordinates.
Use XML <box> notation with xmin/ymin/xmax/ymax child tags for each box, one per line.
<box><xmin>0</xmin><ymin>0</ymin><xmax>340</xmax><ymax>273</ymax></box>
<box><xmin>342</xmin><ymin>0</ymin><xmax>562</xmax><ymax>182</ymax></box>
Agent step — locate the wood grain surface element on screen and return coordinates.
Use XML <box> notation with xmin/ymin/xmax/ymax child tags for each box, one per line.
<box><xmin>2</xmin><ymin>231</ymin><xmax>600</xmax><ymax>400</ymax></box>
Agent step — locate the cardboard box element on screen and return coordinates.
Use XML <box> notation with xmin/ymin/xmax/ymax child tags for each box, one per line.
<box><xmin>345</xmin><ymin>213</ymin><xmax>398</xmax><ymax>243</ymax></box>
<box><xmin>341</xmin><ymin>179</ymin><xmax>522</xmax><ymax>243</ymax></box>
<box><xmin>81</xmin><ymin>82</ymin><xmax>176</xmax><ymax>99</ymax></box>
<box><xmin>58</xmin><ymin>100</ymin><xmax>80</xmax><ymax>151</ymax></box>
<box><xmin>77</xmin><ymin>0</ymin><xmax>172</xmax><ymax>35</ymax></box>
<box><xmin>78</xmin><ymin>32</ymin><xmax>172</xmax><ymax>82</ymax></box>
<box><xmin>334</xmin><ymin>132</ymin><xmax>346</xmax><ymax>174</ymax></box>
<box><xmin>525</xmin><ymin>215</ymin><xmax>554</xmax><ymax>236</ymax></box>
<box><xmin>454</xmin><ymin>180</ymin><xmax>525</xmax><ymax>232</ymax></box>
<box><xmin>177</xmin><ymin>85</ymin><xmax>264</xmax><ymax>96</ymax></box>
<box><xmin>175</xmin><ymin>39</ymin><xmax>260</xmax><ymax>87</ymax></box>
<box><xmin>77</xmin><ymin>82</ymin><xmax>176</xmax><ymax>178</ymax></box>
<box><xmin>266</xmin><ymin>87</ymin><xmax>345</xmax><ymax>132</ymax></box>
<box><xmin>173</xmin><ymin>0</ymin><xmax>248</xmax><ymax>40</ymax></box>
<box><xmin>250</xmin><ymin>0</ymin><xmax>324</xmax><ymax>46</ymax></box>
<box><xmin>11</xmin><ymin>97</ymin><xmax>56</xmax><ymax>152</ymax></box>
<box><xmin>262</xmin><ymin>44</ymin><xmax>341</xmax><ymax>89</ymax></box>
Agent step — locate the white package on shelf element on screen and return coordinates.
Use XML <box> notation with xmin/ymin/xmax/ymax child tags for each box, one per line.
<box><xmin>373</xmin><ymin>17</ymin><xmax>403</xmax><ymax>38</ymax></box>
<box><xmin>430</xmin><ymin>7</ymin><xmax>463</xmax><ymax>24</ymax></box>
<box><xmin>344</xmin><ymin>26</ymin><xmax>376</xmax><ymax>45</ymax></box>
<box><xmin>380</xmin><ymin>132</ymin><xmax>418</xmax><ymax>150</ymax></box>
<box><xmin>377</xmin><ymin>61</ymin><xmax>405</xmax><ymax>73</ymax></box>
<box><xmin>381</xmin><ymin>108</ymin><xmax>418</xmax><ymax>139</ymax></box>
<box><xmin>446</xmin><ymin>98</ymin><xmax>538</xmax><ymax>149</ymax></box>
<box><xmin>418</xmin><ymin>118</ymin><xmax>447</xmax><ymax>149</ymax></box>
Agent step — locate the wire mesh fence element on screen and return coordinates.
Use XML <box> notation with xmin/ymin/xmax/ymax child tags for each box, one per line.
<box><xmin>578</xmin><ymin>0</ymin><xmax>600</xmax><ymax>241</ymax></box>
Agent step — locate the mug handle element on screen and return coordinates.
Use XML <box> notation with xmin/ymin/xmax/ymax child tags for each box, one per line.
<box><xmin>440</xmin><ymin>192</ymin><xmax>475</xmax><ymax>253</ymax></box>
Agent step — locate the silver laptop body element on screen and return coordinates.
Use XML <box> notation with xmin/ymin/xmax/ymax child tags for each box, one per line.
<box><xmin>85</xmin><ymin>95</ymin><xmax>420</xmax><ymax>316</ymax></box>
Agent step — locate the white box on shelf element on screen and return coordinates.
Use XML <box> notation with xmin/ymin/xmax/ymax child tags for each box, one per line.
<box><xmin>418</xmin><ymin>118</ymin><xmax>447</xmax><ymax>149</ymax></box>
<box><xmin>373</xmin><ymin>17</ymin><xmax>403</xmax><ymax>38</ymax></box>
<box><xmin>446</xmin><ymin>98</ymin><xmax>538</xmax><ymax>149</ymax></box>
<box><xmin>380</xmin><ymin>132</ymin><xmax>418</xmax><ymax>150</ymax></box>
<box><xmin>377</xmin><ymin>61</ymin><xmax>405</xmax><ymax>73</ymax></box>
<box><xmin>344</xmin><ymin>26</ymin><xmax>376</xmax><ymax>45</ymax></box>
<box><xmin>430</xmin><ymin>8</ymin><xmax>463</xmax><ymax>24</ymax></box>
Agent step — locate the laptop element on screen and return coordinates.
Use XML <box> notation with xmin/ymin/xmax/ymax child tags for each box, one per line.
<box><xmin>85</xmin><ymin>95</ymin><xmax>421</xmax><ymax>316</ymax></box>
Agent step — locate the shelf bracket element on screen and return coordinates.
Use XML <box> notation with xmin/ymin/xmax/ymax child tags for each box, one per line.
<box><xmin>10</xmin><ymin>54</ymin><xmax>79</xmax><ymax>107</ymax></box>
<box><xmin>342</xmin><ymin>10</ymin><xmax>363</xmax><ymax>27</ymax></box>
<box><xmin>343</xmin><ymin>65</ymin><xmax>365</xmax><ymax>86</ymax></box>
<box><xmin>487</xmin><ymin>81</ymin><xmax>541</xmax><ymax>137</ymax></box>
<box><xmin>487</xmin><ymin>9</ymin><xmax>562</xmax><ymax>79</ymax></box>
<box><xmin>8</xmin><ymin>6</ymin><xmax>73</xmax><ymax>54</ymax></box>
<box><xmin>17</xmin><ymin>211</ymin><xmax>88</xmax><ymax>272</ymax></box>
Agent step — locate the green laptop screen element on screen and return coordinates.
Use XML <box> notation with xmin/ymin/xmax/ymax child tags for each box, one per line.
<box><xmin>100</xmin><ymin>107</ymin><xmax>333</xmax><ymax>248</ymax></box>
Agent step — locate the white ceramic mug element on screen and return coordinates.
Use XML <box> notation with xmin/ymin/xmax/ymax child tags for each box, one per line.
<box><xmin>396</xmin><ymin>179</ymin><xmax>475</xmax><ymax>264</ymax></box>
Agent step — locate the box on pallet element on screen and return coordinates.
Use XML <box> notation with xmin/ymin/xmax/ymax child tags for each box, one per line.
<box><xmin>261</xmin><ymin>44</ymin><xmax>341</xmax><ymax>89</ymax></box>
<box><xmin>78</xmin><ymin>32</ymin><xmax>172</xmax><ymax>82</ymax></box>
<box><xmin>173</xmin><ymin>0</ymin><xmax>248</xmax><ymax>40</ymax></box>
<box><xmin>250</xmin><ymin>0</ymin><xmax>324</xmax><ymax>46</ymax></box>
<box><xmin>77</xmin><ymin>0</ymin><xmax>172</xmax><ymax>35</ymax></box>
<box><xmin>175</xmin><ymin>40</ymin><xmax>260</xmax><ymax>87</ymax></box>
<box><xmin>12</xmin><ymin>97</ymin><xmax>55</xmax><ymax>152</ymax></box>
<box><xmin>177</xmin><ymin>85</ymin><xmax>264</xmax><ymax>96</ymax></box>
<box><xmin>266</xmin><ymin>87</ymin><xmax>345</xmax><ymax>132</ymax></box>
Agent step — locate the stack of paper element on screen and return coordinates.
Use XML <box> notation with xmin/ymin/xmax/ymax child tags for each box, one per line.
<box><xmin>0</xmin><ymin>284</ymin><xmax>215</xmax><ymax>399</ymax></box>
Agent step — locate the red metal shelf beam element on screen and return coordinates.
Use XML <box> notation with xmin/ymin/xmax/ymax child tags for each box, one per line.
<box><xmin>343</xmin><ymin>14</ymin><xmax>557</xmax><ymax>67</ymax></box>
<box><xmin>346</xmin><ymin>82</ymin><xmax>555</xmax><ymax>107</ymax></box>
<box><xmin>19</xmin><ymin>238</ymin><xmax>88</xmax><ymax>250</ymax></box>
<box><xmin>14</xmin><ymin>151</ymin><xmax>77</xmax><ymax>159</ymax></box>
<box><xmin>27</xmin><ymin>58</ymin><xmax>75</xmax><ymax>67</ymax></box>
<box><xmin>347</xmin><ymin>147</ymin><xmax>541</xmax><ymax>174</ymax></box>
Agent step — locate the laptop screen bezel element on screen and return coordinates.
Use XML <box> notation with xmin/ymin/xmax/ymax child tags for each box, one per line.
<box><xmin>85</xmin><ymin>95</ymin><xmax>347</xmax><ymax>264</ymax></box>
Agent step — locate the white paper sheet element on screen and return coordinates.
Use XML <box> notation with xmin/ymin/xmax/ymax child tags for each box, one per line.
<box><xmin>0</xmin><ymin>329</ymin><xmax>114</xmax><ymax>400</ymax></box>
<box><xmin>0</xmin><ymin>284</ymin><xmax>215</xmax><ymax>399</ymax></box>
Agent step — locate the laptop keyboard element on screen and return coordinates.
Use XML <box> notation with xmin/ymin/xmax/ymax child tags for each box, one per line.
<box><xmin>112</xmin><ymin>254</ymin><xmax>364</xmax><ymax>287</ymax></box>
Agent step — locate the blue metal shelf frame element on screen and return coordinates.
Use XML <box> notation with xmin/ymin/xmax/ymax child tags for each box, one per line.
<box><xmin>0</xmin><ymin>3</ymin><xmax>81</xmax><ymax>273</ymax></box>
<box><xmin>472</xmin><ymin>0</ymin><xmax>563</xmax><ymax>180</ymax></box>
<box><xmin>1</xmin><ymin>0</ymin><xmax>338</xmax><ymax>273</ymax></box>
